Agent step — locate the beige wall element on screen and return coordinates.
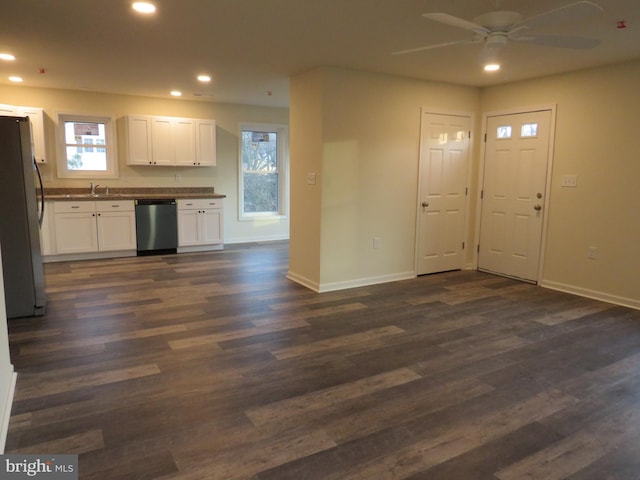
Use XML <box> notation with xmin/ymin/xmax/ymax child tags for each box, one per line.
<box><xmin>289</xmin><ymin>68</ymin><xmax>480</xmax><ymax>291</ymax></box>
<box><xmin>0</xmin><ymin>85</ymin><xmax>290</xmax><ymax>243</ymax></box>
<box><xmin>481</xmin><ymin>60</ymin><xmax>640</xmax><ymax>308</ymax></box>
<box><xmin>288</xmin><ymin>70</ymin><xmax>324</xmax><ymax>288</ymax></box>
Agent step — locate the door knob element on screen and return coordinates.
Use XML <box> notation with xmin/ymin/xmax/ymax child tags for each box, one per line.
<box><xmin>421</xmin><ymin>202</ymin><xmax>429</xmax><ymax>207</ymax></box>
<box><xmin>534</xmin><ymin>204</ymin><xmax>542</xmax><ymax>211</ymax></box>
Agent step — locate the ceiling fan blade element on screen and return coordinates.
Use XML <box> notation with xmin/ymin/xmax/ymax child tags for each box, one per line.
<box><xmin>510</xmin><ymin>34</ymin><xmax>601</xmax><ymax>50</ymax></box>
<box><xmin>514</xmin><ymin>1</ymin><xmax>603</xmax><ymax>31</ymax></box>
<box><xmin>422</xmin><ymin>13</ymin><xmax>489</xmax><ymax>35</ymax></box>
<box><xmin>392</xmin><ymin>38</ymin><xmax>481</xmax><ymax>56</ymax></box>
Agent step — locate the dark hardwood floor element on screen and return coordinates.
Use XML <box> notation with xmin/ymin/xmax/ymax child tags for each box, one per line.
<box><xmin>6</xmin><ymin>241</ymin><xmax>640</xmax><ymax>479</ymax></box>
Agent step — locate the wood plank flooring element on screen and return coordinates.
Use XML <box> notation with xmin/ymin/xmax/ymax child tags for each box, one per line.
<box><xmin>6</xmin><ymin>241</ymin><xmax>640</xmax><ymax>479</ymax></box>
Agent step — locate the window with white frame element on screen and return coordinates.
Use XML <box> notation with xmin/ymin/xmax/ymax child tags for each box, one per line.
<box><xmin>57</xmin><ymin>113</ymin><xmax>118</xmax><ymax>178</ymax></box>
<box><xmin>239</xmin><ymin>124</ymin><xmax>288</xmax><ymax>219</ymax></box>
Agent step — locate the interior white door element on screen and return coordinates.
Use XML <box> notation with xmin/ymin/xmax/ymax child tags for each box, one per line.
<box><xmin>417</xmin><ymin>112</ymin><xmax>470</xmax><ymax>275</ymax></box>
<box><xmin>478</xmin><ymin>110</ymin><xmax>552</xmax><ymax>282</ymax></box>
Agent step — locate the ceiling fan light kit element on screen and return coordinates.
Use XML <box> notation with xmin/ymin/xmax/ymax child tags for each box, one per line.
<box><xmin>394</xmin><ymin>1</ymin><xmax>604</xmax><ymax>71</ymax></box>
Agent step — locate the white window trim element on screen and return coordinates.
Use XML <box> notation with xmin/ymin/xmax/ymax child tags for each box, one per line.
<box><xmin>238</xmin><ymin>122</ymin><xmax>289</xmax><ymax>221</ymax></box>
<box><xmin>56</xmin><ymin>112</ymin><xmax>119</xmax><ymax>179</ymax></box>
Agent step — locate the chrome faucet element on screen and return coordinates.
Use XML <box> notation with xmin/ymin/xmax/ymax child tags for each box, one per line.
<box><xmin>90</xmin><ymin>182</ymin><xmax>100</xmax><ymax>195</ymax></box>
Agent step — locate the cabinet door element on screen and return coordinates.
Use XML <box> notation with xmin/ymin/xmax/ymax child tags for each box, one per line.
<box><xmin>127</xmin><ymin>115</ymin><xmax>153</xmax><ymax>165</ymax></box>
<box><xmin>0</xmin><ymin>104</ymin><xmax>17</xmax><ymax>116</ymax></box>
<box><xmin>201</xmin><ymin>209</ymin><xmax>223</xmax><ymax>244</ymax></box>
<box><xmin>177</xmin><ymin>209</ymin><xmax>200</xmax><ymax>246</ymax></box>
<box><xmin>17</xmin><ymin>107</ymin><xmax>46</xmax><ymax>163</ymax></box>
<box><xmin>97</xmin><ymin>211</ymin><xmax>136</xmax><ymax>251</ymax></box>
<box><xmin>39</xmin><ymin>201</ymin><xmax>56</xmax><ymax>255</ymax></box>
<box><xmin>174</xmin><ymin>118</ymin><xmax>197</xmax><ymax>166</ymax></box>
<box><xmin>54</xmin><ymin>213</ymin><xmax>98</xmax><ymax>253</ymax></box>
<box><xmin>151</xmin><ymin>117</ymin><xmax>175</xmax><ymax>166</ymax></box>
<box><xmin>196</xmin><ymin>119</ymin><xmax>216</xmax><ymax>166</ymax></box>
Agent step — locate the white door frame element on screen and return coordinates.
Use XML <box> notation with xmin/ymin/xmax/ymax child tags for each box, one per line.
<box><xmin>473</xmin><ymin>104</ymin><xmax>557</xmax><ymax>283</ymax></box>
<box><xmin>414</xmin><ymin>107</ymin><xmax>475</xmax><ymax>275</ymax></box>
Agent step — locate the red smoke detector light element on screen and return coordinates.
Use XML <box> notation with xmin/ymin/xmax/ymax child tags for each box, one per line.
<box><xmin>617</xmin><ymin>20</ymin><xmax>627</xmax><ymax>29</ymax></box>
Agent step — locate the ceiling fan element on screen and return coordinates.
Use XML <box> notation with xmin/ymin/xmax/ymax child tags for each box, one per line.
<box><xmin>393</xmin><ymin>1</ymin><xmax>603</xmax><ymax>58</ymax></box>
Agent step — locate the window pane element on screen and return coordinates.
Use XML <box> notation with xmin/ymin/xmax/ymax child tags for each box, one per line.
<box><xmin>497</xmin><ymin>126</ymin><xmax>512</xmax><ymax>139</ymax></box>
<box><xmin>242</xmin><ymin>130</ymin><xmax>279</xmax><ymax>214</ymax></box>
<box><xmin>65</xmin><ymin>147</ymin><xmax>107</xmax><ymax>171</ymax></box>
<box><xmin>521</xmin><ymin>123</ymin><xmax>538</xmax><ymax>137</ymax></box>
<box><xmin>65</xmin><ymin>121</ymin><xmax>106</xmax><ymax>144</ymax></box>
<box><xmin>243</xmin><ymin>172</ymin><xmax>278</xmax><ymax>213</ymax></box>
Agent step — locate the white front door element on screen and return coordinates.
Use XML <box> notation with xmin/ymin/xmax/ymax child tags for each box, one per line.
<box><xmin>478</xmin><ymin>110</ymin><xmax>552</xmax><ymax>282</ymax></box>
<box><xmin>417</xmin><ymin>112</ymin><xmax>470</xmax><ymax>275</ymax></box>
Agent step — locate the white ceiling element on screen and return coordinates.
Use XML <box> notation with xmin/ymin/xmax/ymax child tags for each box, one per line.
<box><xmin>1</xmin><ymin>0</ymin><xmax>639</xmax><ymax>108</ymax></box>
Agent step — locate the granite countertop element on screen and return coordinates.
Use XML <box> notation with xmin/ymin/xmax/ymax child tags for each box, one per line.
<box><xmin>44</xmin><ymin>187</ymin><xmax>225</xmax><ymax>201</ymax></box>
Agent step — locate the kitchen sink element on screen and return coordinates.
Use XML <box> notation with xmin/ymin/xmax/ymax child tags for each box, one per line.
<box><xmin>62</xmin><ymin>193</ymin><xmax>128</xmax><ymax>199</ymax></box>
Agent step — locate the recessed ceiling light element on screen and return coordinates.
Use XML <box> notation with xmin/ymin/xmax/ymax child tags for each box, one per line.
<box><xmin>170</xmin><ymin>90</ymin><xmax>182</xmax><ymax>97</ymax></box>
<box><xmin>484</xmin><ymin>63</ymin><xmax>501</xmax><ymax>72</ymax></box>
<box><xmin>132</xmin><ymin>2</ymin><xmax>156</xmax><ymax>14</ymax></box>
<box><xmin>9</xmin><ymin>76</ymin><xmax>23</xmax><ymax>83</ymax></box>
<box><xmin>0</xmin><ymin>53</ymin><xmax>15</xmax><ymax>61</ymax></box>
<box><xmin>197</xmin><ymin>75</ymin><xmax>211</xmax><ymax>83</ymax></box>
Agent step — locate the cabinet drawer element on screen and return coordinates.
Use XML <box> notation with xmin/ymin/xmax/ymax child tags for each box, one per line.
<box><xmin>53</xmin><ymin>201</ymin><xmax>96</xmax><ymax>213</ymax></box>
<box><xmin>96</xmin><ymin>200</ymin><xmax>135</xmax><ymax>212</ymax></box>
<box><xmin>177</xmin><ymin>198</ymin><xmax>222</xmax><ymax>210</ymax></box>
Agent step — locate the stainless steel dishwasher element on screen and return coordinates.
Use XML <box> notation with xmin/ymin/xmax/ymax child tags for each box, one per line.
<box><xmin>135</xmin><ymin>199</ymin><xmax>178</xmax><ymax>255</ymax></box>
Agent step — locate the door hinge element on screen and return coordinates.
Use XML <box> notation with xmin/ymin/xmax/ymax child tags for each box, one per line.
<box><xmin>477</xmin><ymin>244</ymin><xmax>480</xmax><ymax>253</ymax></box>
<box><xmin>480</xmin><ymin>189</ymin><xmax>484</xmax><ymax>199</ymax></box>
<box><xmin>484</xmin><ymin>133</ymin><xmax>487</xmax><ymax>142</ymax></box>
<box><xmin>465</xmin><ymin>187</ymin><xmax>468</xmax><ymax>196</ymax></box>
<box><xmin>468</xmin><ymin>130</ymin><xmax>471</xmax><ymax>139</ymax></box>
<box><xmin>462</xmin><ymin>241</ymin><xmax>465</xmax><ymax>250</ymax></box>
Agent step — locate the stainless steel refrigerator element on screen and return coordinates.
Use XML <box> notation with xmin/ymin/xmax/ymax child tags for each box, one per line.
<box><xmin>0</xmin><ymin>116</ymin><xmax>46</xmax><ymax>318</ymax></box>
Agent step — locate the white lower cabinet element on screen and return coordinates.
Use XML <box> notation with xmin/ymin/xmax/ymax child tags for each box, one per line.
<box><xmin>177</xmin><ymin>198</ymin><xmax>223</xmax><ymax>251</ymax></box>
<box><xmin>39</xmin><ymin>201</ymin><xmax>56</xmax><ymax>256</ymax></box>
<box><xmin>50</xmin><ymin>201</ymin><xmax>136</xmax><ymax>259</ymax></box>
<box><xmin>97</xmin><ymin>208</ymin><xmax>137</xmax><ymax>251</ymax></box>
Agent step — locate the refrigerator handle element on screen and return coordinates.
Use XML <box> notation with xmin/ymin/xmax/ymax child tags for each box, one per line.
<box><xmin>34</xmin><ymin>156</ymin><xmax>45</xmax><ymax>228</ymax></box>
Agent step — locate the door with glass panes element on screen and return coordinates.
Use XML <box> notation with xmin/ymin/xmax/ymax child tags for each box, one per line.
<box><xmin>478</xmin><ymin>110</ymin><xmax>552</xmax><ymax>282</ymax></box>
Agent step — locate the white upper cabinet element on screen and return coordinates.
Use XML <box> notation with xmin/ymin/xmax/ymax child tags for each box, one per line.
<box><xmin>173</xmin><ymin>118</ymin><xmax>197</xmax><ymax>166</ymax></box>
<box><xmin>1</xmin><ymin>104</ymin><xmax>47</xmax><ymax>163</ymax></box>
<box><xmin>0</xmin><ymin>104</ymin><xmax>16</xmax><ymax>116</ymax></box>
<box><xmin>127</xmin><ymin>115</ymin><xmax>153</xmax><ymax>165</ymax></box>
<box><xmin>127</xmin><ymin>115</ymin><xmax>215</xmax><ymax>167</ymax></box>
<box><xmin>196</xmin><ymin>119</ymin><xmax>216</xmax><ymax>166</ymax></box>
<box><xmin>151</xmin><ymin>117</ymin><xmax>178</xmax><ymax>166</ymax></box>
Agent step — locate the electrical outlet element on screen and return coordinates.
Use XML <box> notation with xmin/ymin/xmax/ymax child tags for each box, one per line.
<box><xmin>307</xmin><ymin>172</ymin><xmax>317</xmax><ymax>185</ymax></box>
<box><xmin>373</xmin><ymin>237</ymin><xmax>382</xmax><ymax>249</ymax></box>
<box><xmin>175</xmin><ymin>173</ymin><xmax>182</xmax><ymax>182</ymax></box>
<box><xmin>587</xmin><ymin>246</ymin><xmax>598</xmax><ymax>259</ymax></box>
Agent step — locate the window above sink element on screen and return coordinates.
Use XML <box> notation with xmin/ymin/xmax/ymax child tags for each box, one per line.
<box><xmin>57</xmin><ymin>113</ymin><xmax>118</xmax><ymax>179</ymax></box>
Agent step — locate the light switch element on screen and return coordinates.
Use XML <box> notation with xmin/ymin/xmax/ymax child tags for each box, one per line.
<box><xmin>561</xmin><ymin>174</ymin><xmax>578</xmax><ymax>187</ymax></box>
<box><xmin>307</xmin><ymin>172</ymin><xmax>317</xmax><ymax>185</ymax></box>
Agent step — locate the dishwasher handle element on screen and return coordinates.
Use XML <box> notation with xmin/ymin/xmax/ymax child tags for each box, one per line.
<box><xmin>135</xmin><ymin>199</ymin><xmax>177</xmax><ymax>206</ymax></box>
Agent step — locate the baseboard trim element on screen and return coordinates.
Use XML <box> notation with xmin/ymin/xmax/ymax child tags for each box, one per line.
<box><xmin>43</xmin><ymin>250</ymin><xmax>137</xmax><ymax>263</ymax></box>
<box><xmin>287</xmin><ymin>270</ymin><xmax>416</xmax><ymax>293</ymax></box>
<box><xmin>286</xmin><ymin>271</ymin><xmax>321</xmax><ymax>292</ymax></box>
<box><xmin>0</xmin><ymin>370</ymin><xmax>16</xmax><ymax>453</ymax></box>
<box><xmin>177</xmin><ymin>244</ymin><xmax>224</xmax><ymax>253</ymax></box>
<box><xmin>225</xmin><ymin>235</ymin><xmax>289</xmax><ymax>244</ymax></box>
<box><xmin>540</xmin><ymin>279</ymin><xmax>640</xmax><ymax>311</ymax></box>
